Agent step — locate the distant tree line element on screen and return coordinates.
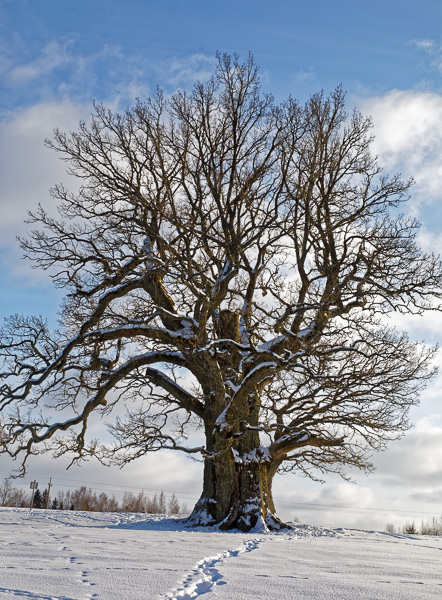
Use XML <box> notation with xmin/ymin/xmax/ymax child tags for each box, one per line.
<box><xmin>0</xmin><ymin>479</ymin><xmax>188</xmax><ymax>514</ymax></box>
<box><xmin>385</xmin><ymin>516</ymin><xmax>442</xmax><ymax>536</ymax></box>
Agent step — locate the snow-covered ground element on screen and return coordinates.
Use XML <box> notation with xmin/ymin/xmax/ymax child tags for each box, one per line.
<box><xmin>0</xmin><ymin>508</ymin><xmax>441</xmax><ymax>599</ymax></box>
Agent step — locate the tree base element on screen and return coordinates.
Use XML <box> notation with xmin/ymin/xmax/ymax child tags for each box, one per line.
<box><xmin>186</xmin><ymin>497</ymin><xmax>290</xmax><ymax>532</ymax></box>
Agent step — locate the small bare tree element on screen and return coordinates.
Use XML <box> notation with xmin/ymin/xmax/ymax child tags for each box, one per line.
<box><xmin>403</xmin><ymin>521</ymin><xmax>418</xmax><ymax>535</ymax></box>
<box><xmin>0</xmin><ymin>478</ymin><xmax>28</xmax><ymax>507</ymax></box>
<box><xmin>168</xmin><ymin>493</ymin><xmax>181</xmax><ymax>515</ymax></box>
<box><xmin>1</xmin><ymin>53</ymin><xmax>442</xmax><ymax>531</ymax></box>
<box><xmin>121</xmin><ymin>491</ymin><xmax>147</xmax><ymax>513</ymax></box>
<box><xmin>0</xmin><ymin>479</ymin><xmax>13</xmax><ymax>506</ymax></box>
<box><xmin>146</xmin><ymin>494</ymin><xmax>160</xmax><ymax>514</ymax></box>
<box><xmin>420</xmin><ymin>516</ymin><xmax>442</xmax><ymax>536</ymax></box>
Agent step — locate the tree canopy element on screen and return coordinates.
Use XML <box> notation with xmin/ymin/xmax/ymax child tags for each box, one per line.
<box><xmin>1</xmin><ymin>54</ymin><xmax>441</xmax><ymax>531</ymax></box>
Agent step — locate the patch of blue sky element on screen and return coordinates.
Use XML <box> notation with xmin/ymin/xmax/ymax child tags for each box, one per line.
<box><xmin>3</xmin><ymin>0</ymin><xmax>442</xmax><ymax>113</ymax></box>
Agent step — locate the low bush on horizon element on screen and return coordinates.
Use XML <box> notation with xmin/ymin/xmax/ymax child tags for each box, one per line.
<box><xmin>386</xmin><ymin>516</ymin><xmax>442</xmax><ymax>536</ymax></box>
<box><xmin>0</xmin><ymin>478</ymin><xmax>188</xmax><ymax>515</ymax></box>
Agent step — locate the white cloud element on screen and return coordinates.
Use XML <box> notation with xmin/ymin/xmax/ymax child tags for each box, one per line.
<box><xmin>273</xmin><ymin>478</ymin><xmax>384</xmax><ymax>529</ymax></box>
<box><xmin>0</xmin><ymin>46</ymin><xmax>218</xmax><ymax>283</ymax></box>
<box><xmin>372</xmin><ymin>413</ymin><xmax>442</xmax><ymax>488</ymax></box>
<box><xmin>314</xmin><ymin>483</ymin><xmax>375</xmax><ymax>508</ymax></box>
<box><xmin>358</xmin><ymin>90</ymin><xmax>442</xmax><ymax>215</ymax></box>
<box><xmin>409</xmin><ymin>488</ymin><xmax>442</xmax><ymax>503</ymax></box>
<box><xmin>0</xmin><ymin>100</ymin><xmax>88</xmax><ymax>282</ymax></box>
<box><xmin>413</xmin><ymin>39</ymin><xmax>435</xmax><ymax>51</ymax></box>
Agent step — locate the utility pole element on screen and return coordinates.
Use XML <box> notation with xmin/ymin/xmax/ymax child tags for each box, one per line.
<box><xmin>46</xmin><ymin>478</ymin><xmax>52</xmax><ymax>509</ymax></box>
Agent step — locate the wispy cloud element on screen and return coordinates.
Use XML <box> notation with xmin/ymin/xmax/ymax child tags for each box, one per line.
<box><xmin>411</xmin><ymin>37</ymin><xmax>442</xmax><ymax>77</ymax></box>
<box><xmin>293</xmin><ymin>67</ymin><xmax>316</xmax><ymax>84</ymax></box>
<box><xmin>0</xmin><ymin>39</ymin><xmax>215</xmax><ymax>114</ymax></box>
<box><xmin>412</xmin><ymin>38</ymin><xmax>435</xmax><ymax>51</ymax></box>
<box><xmin>157</xmin><ymin>53</ymin><xmax>216</xmax><ymax>89</ymax></box>
<box><xmin>0</xmin><ymin>40</ymin><xmax>150</xmax><ymax>111</ymax></box>
<box><xmin>8</xmin><ymin>39</ymin><xmax>74</xmax><ymax>83</ymax></box>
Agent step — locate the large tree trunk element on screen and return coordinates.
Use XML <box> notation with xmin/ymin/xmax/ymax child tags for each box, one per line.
<box><xmin>187</xmin><ymin>309</ymin><xmax>288</xmax><ymax>531</ymax></box>
<box><xmin>187</xmin><ymin>449</ymin><xmax>286</xmax><ymax>531</ymax></box>
<box><xmin>187</xmin><ymin>422</ymin><xmax>286</xmax><ymax>531</ymax></box>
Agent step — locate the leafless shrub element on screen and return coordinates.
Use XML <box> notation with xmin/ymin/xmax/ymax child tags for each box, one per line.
<box><xmin>402</xmin><ymin>521</ymin><xmax>417</xmax><ymax>535</ymax></box>
<box><xmin>420</xmin><ymin>516</ymin><xmax>442</xmax><ymax>536</ymax></box>
<box><xmin>0</xmin><ymin>478</ymin><xmax>29</xmax><ymax>507</ymax></box>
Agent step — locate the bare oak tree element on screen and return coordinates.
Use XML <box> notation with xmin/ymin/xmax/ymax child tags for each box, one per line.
<box><xmin>1</xmin><ymin>54</ymin><xmax>441</xmax><ymax>530</ymax></box>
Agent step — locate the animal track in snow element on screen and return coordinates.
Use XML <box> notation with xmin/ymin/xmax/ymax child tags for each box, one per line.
<box><xmin>65</xmin><ymin>552</ymin><xmax>97</xmax><ymax>599</ymax></box>
<box><xmin>163</xmin><ymin>538</ymin><xmax>263</xmax><ymax>599</ymax></box>
<box><xmin>0</xmin><ymin>588</ymin><xmax>78</xmax><ymax>600</ymax></box>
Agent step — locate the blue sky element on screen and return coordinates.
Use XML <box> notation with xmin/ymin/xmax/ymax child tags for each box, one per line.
<box><xmin>3</xmin><ymin>0</ymin><xmax>442</xmax><ymax>110</ymax></box>
<box><xmin>1</xmin><ymin>0</ymin><xmax>442</xmax><ymax>528</ymax></box>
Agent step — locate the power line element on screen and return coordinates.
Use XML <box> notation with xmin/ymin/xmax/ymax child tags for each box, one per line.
<box><xmin>15</xmin><ymin>476</ymin><xmax>199</xmax><ymax>504</ymax></box>
<box><xmin>52</xmin><ymin>482</ymin><xmax>198</xmax><ymax>502</ymax></box>
<box><xmin>16</xmin><ymin>476</ymin><xmax>441</xmax><ymax>519</ymax></box>
<box><xmin>283</xmin><ymin>504</ymin><xmax>434</xmax><ymax>520</ymax></box>
<box><xmin>51</xmin><ymin>476</ymin><xmax>199</xmax><ymax>497</ymax></box>
<box><xmin>277</xmin><ymin>500</ymin><xmax>442</xmax><ymax>517</ymax></box>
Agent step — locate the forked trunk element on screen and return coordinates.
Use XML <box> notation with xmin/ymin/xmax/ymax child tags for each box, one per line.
<box><xmin>187</xmin><ymin>448</ymin><xmax>286</xmax><ymax>531</ymax></box>
<box><xmin>187</xmin><ymin>310</ymin><xmax>287</xmax><ymax>531</ymax></box>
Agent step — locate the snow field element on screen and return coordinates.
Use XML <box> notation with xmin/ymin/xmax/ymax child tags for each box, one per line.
<box><xmin>0</xmin><ymin>508</ymin><xmax>441</xmax><ymax>599</ymax></box>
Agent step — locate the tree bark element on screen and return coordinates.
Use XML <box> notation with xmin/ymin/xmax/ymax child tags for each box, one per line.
<box><xmin>186</xmin><ymin>309</ymin><xmax>288</xmax><ymax>531</ymax></box>
<box><xmin>187</xmin><ymin>424</ymin><xmax>286</xmax><ymax>531</ymax></box>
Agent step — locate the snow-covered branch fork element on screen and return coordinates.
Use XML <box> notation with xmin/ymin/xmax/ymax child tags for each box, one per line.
<box><xmin>1</xmin><ymin>53</ymin><xmax>441</xmax><ymax>531</ymax></box>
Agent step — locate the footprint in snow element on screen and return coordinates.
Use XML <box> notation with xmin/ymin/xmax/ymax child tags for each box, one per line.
<box><xmin>163</xmin><ymin>538</ymin><xmax>263</xmax><ymax>599</ymax></box>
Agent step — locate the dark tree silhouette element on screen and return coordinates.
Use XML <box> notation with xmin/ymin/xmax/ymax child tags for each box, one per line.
<box><xmin>32</xmin><ymin>489</ymin><xmax>42</xmax><ymax>509</ymax></box>
<box><xmin>1</xmin><ymin>54</ymin><xmax>441</xmax><ymax>530</ymax></box>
